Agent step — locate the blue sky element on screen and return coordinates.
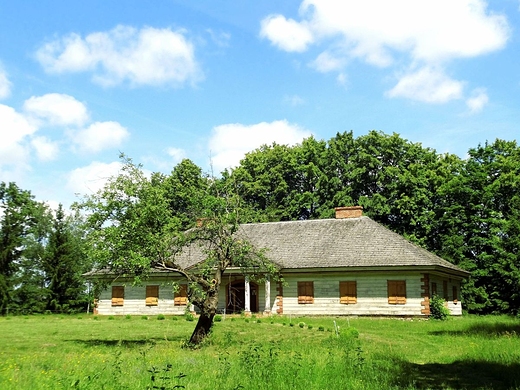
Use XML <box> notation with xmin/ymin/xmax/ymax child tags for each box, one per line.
<box><xmin>1</xmin><ymin>0</ymin><xmax>519</xmax><ymax>209</ymax></box>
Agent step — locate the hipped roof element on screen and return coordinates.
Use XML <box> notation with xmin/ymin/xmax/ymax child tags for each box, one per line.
<box><xmin>85</xmin><ymin>216</ymin><xmax>469</xmax><ymax>278</ymax></box>
<box><xmin>179</xmin><ymin>216</ymin><xmax>469</xmax><ymax>277</ymax></box>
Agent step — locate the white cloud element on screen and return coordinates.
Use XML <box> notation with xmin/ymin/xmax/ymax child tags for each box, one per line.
<box><xmin>386</xmin><ymin>67</ymin><xmax>463</xmax><ymax>103</ymax></box>
<box><xmin>23</xmin><ymin>93</ymin><xmax>89</xmax><ymax>127</ymax></box>
<box><xmin>466</xmin><ymin>88</ymin><xmax>489</xmax><ymax>113</ymax></box>
<box><xmin>31</xmin><ymin>136</ymin><xmax>59</xmax><ymax>161</ymax></box>
<box><xmin>283</xmin><ymin>94</ymin><xmax>305</xmax><ymax>106</ymax></box>
<box><xmin>312</xmin><ymin>51</ymin><xmax>346</xmax><ymax>73</ymax></box>
<box><xmin>36</xmin><ymin>25</ymin><xmax>202</xmax><ymax>88</ymax></box>
<box><xmin>209</xmin><ymin>120</ymin><xmax>312</xmax><ymax>173</ymax></box>
<box><xmin>67</xmin><ymin>161</ymin><xmax>123</xmax><ymax>195</ymax></box>
<box><xmin>0</xmin><ymin>104</ymin><xmax>37</xmax><ymax>169</ymax></box>
<box><xmin>261</xmin><ymin>1</ymin><xmax>509</xmax><ymax>102</ymax></box>
<box><xmin>167</xmin><ymin>147</ymin><xmax>187</xmax><ymax>163</ymax></box>
<box><xmin>73</xmin><ymin>121</ymin><xmax>129</xmax><ymax>153</ymax></box>
<box><xmin>260</xmin><ymin>15</ymin><xmax>314</xmax><ymax>52</ymax></box>
<box><xmin>0</xmin><ymin>68</ymin><xmax>12</xmax><ymax>99</ymax></box>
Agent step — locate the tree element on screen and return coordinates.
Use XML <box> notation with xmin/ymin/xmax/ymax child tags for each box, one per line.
<box><xmin>0</xmin><ymin>182</ymin><xmax>42</xmax><ymax>315</ymax></box>
<box><xmin>42</xmin><ymin>204</ymin><xmax>89</xmax><ymax>313</ymax></box>
<box><xmin>78</xmin><ymin>156</ymin><xmax>279</xmax><ymax>345</ymax></box>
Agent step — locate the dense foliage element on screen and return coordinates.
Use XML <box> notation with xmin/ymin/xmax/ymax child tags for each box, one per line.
<box><xmin>225</xmin><ymin>131</ymin><xmax>520</xmax><ymax>315</ymax></box>
<box><xmin>0</xmin><ymin>183</ymin><xmax>89</xmax><ymax>314</ymax></box>
<box><xmin>2</xmin><ymin>130</ymin><xmax>520</xmax><ymax>317</ymax></box>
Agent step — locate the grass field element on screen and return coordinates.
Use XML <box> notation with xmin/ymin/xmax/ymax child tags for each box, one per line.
<box><xmin>1</xmin><ymin>314</ymin><xmax>519</xmax><ymax>389</ymax></box>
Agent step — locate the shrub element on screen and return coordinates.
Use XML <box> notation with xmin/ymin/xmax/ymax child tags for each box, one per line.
<box><xmin>307</xmin><ymin>324</ymin><xmax>313</xmax><ymax>330</ymax></box>
<box><xmin>214</xmin><ymin>314</ymin><xmax>222</xmax><ymax>322</ymax></box>
<box><xmin>289</xmin><ymin>322</ymin><xmax>294</xmax><ymax>327</ymax></box>
<box><xmin>185</xmin><ymin>313</ymin><xmax>195</xmax><ymax>322</ymax></box>
<box><xmin>318</xmin><ymin>326</ymin><xmax>325</xmax><ymax>331</ymax></box>
<box><xmin>245</xmin><ymin>318</ymin><xmax>250</xmax><ymax>323</ymax></box>
<box><xmin>256</xmin><ymin>319</ymin><xmax>262</xmax><ymax>324</ymax></box>
<box><xmin>172</xmin><ymin>316</ymin><xmax>179</xmax><ymax>321</ymax></box>
<box><xmin>157</xmin><ymin>314</ymin><xmax>165</xmax><ymax>320</ymax></box>
<box><xmin>125</xmin><ymin>314</ymin><xmax>131</xmax><ymax>320</ymax></box>
<box><xmin>430</xmin><ymin>294</ymin><xmax>450</xmax><ymax>320</ymax></box>
<box><xmin>141</xmin><ymin>315</ymin><xmax>148</xmax><ymax>320</ymax></box>
<box><xmin>298</xmin><ymin>322</ymin><xmax>305</xmax><ymax>328</ymax></box>
<box><xmin>108</xmin><ymin>316</ymin><xmax>115</xmax><ymax>320</ymax></box>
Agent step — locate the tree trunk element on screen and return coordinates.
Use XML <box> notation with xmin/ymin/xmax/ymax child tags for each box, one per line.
<box><xmin>189</xmin><ymin>310</ymin><xmax>215</xmax><ymax>345</ymax></box>
<box><xmin>188</xmin><ymin>289</ymin><xmax>219</xmax><ymax>345</ymax></box>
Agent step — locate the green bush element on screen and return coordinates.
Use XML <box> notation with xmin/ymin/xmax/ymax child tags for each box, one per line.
<box><xmin>157</xmin><ymin>314</ymin><xmax>165</xmax><ymax>320</ymax></box>
<box><xmin>318</xmin><ymin>326</ymin><xmax>325</xmax><ymax>331</ymax></box>
<box><xmin>430</xmin><ymin>294</ymin><xmax>450</xmax><ymax>320</ymax></box>
<box><xmin>307</xmin><ymin>324</ymin><xmax>313</xmax><ymax>330</ymax></box>
<box><xmin>185</xmin><ymin>313</ymin><xmax>195</xmax><ymax>322</ymax></box>
<box><xmin>141</xmin><ymin>315</ymin><xmax>148</xmax><ymax>320</ymax></box>
<box><xmin>298</xmin><ymin>322</ymin><xmax>305</xmax><ymax>328</ymax></box>
<box><xmin>125</xmin><ymin>314</ymin><xmax>131</xmax><ymax>320</ymax></box>
<box><xmin>214</xmin><ymin>314</ymin><xmax>222</xmax><ymax>322</ymax></box>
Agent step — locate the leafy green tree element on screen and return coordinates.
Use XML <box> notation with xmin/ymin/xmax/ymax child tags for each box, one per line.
<box><xmin>42</xmin><ymin>204</ymin><xmax>89</xmax><ymax>313</ymax></box>
<box><xmin>0</xmin><ymin>182</ymin><xmax>42</xmax><ymax>315</ymax></box>
<box><xmin>79</xmin><ymin>156</ymin><xmax>278</xmax><ymax>345</ymax></box>
<box><xmin>434</xmin><ymin>140</ymin><xmax>520</xmax><ymax>314</ymax></box>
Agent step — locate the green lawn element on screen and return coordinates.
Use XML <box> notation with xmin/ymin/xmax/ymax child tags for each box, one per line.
<box><xmin>1</xmin><ymin>314</ymin><xmax>519</xmax><ymax>389</ymax></box>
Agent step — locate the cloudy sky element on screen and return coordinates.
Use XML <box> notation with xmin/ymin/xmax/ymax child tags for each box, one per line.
<box><xmin>1</xmin><ymin>0</ymin><xmax>519</xmax><ymax>208</ymax></box>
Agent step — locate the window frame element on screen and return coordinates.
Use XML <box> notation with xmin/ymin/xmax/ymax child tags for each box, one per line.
<box><xmin>339</xmin><ymin>281</ymin><xmax>357</xmax><ymax>304</ymax></box>
<box><xmin>174</xmin><ymin>284</ymin><xmax>188</xmax><ymax>306</ymax></box>
<box><xmin>387</xmin><ymin>280</ymin><xmax>406</xmax><ymax>305</ymax></box>
<box><xmin>111</xmin><ymin>286</ymin><xmax>124</xmax><ymax>307</ymax></box>
<box><xmin>297</xmin><ymin>281</ymin><xmax>314</xmax><ymax>304</ymax></box>
<box><xmin>145</xmin><ymin>285</ymin><xmax>159</xmax><ymax>306</ymax></box>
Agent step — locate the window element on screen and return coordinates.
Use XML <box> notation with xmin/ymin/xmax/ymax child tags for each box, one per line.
<box><xmin>452</xmin><ymin>286</ymin><xmax>458</xmax><ymax>303</ymax></box>
<box><xmin>111</xmin><ymin>286</ymin><xmax>124</xmax><ymax>306</ymax></box>
<box><xmin>339</xmin><ymin>281</ymin><xmax>357</xmax><ymax>304</ymax></box>
<box><xmin>431</xmin><ymin>282</ymin><xmax>437</xmax><ymax>296</ymax></box>
<box><xmin>146</xmin><ymin>285</ymin><xmax>159</xmax><ymax>306</ymax></box>
<box><xmin>443</xmin><ymin>281</ymin><xmax>448</xmax><ymax>301</ymax></box>
<box><xmin>298</xmin><ymin>281</ymin><xmax>314</xmax><ymax>304</ymax></box>
<box><xmin>174</xmin><ymin>284</ymin><xmax>188</xmax><ymax>306</ymax></box>
<box><xmin>387</xmin><ymin>280</ymin><xmax>406</xmax><ymax>305</ymax></box>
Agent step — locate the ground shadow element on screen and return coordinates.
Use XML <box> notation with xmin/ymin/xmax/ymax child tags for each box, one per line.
<box><xmin>429</xmin><ymin>322</ymin><xmax>520</xmax><ymax>338</ymax></box>
<box><xmin>389</xmin><ymin>357</ymin><xmax>520</xmax><ymax>389</ymax></box>
<box><xmin>68</xmin><ymin>336</ymin><xmax>186</xmax><ymax>348</ymax></box>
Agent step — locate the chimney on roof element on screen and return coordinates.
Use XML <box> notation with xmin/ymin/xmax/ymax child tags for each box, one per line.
<box><xmin>335</xmin><ymin>206</ymin><xmax>363</xmax><ymax>219</ymax></box>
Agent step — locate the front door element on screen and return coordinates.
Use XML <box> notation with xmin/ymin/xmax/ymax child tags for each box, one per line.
<box><xmin>226</xmin><ymin>281</ymin><xmax>258</xmax><ymax>313</ymax></box>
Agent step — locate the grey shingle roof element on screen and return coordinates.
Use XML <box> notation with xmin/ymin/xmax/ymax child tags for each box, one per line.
<box><xmin>85</xmin><ymin>216</ymin><xmax>469</xmax><ymax>278</ymax></box>
<box><xmin>233</xmin><ymin>216</ymin><xmax>468</xmax><ymax>275</ymax></box>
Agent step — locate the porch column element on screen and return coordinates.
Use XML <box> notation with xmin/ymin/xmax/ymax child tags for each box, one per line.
<box><xmin>264</xmin><ymin>276</ymin><xmax>271</xmax><ymax>315</ymax></box>
<box><xmin>244</xmin><ymin>276</ymin><xmax>251</xmax><ymax>314</ymax></box>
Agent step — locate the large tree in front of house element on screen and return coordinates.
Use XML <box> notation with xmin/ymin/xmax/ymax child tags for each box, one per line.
<box><xmin>78</xmin><ymin>156</ymin><xmax>278</xmax><ymax>345</ymax></box>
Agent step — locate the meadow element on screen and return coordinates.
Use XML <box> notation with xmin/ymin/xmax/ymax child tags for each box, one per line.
<box><xmin>1</xmin><ymin>314</ymin><xmax>519</xmax><ymax>389</ymax></box>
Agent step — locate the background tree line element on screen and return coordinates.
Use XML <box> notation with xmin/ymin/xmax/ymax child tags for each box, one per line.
<box><xmin>1</xmin><ymin>130</ymin><xmax>519</xmax><ymax>316</ymax></box>
<box><xmin>0</xmin><ymin>182</ymin><xmax>89</xmax><ymax>314</ymax></box>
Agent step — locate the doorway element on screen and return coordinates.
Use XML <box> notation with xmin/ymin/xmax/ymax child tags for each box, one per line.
<box><xmin>226</xmin><ymin>280</ymin><xmax>258</xmax><ymax>313</ymax></box>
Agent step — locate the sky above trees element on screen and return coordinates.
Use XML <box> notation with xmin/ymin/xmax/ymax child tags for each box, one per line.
<box><xmin>1</xmin><ymin>0</ymin><xmax>519</xmax><ymax>208</ymax></box>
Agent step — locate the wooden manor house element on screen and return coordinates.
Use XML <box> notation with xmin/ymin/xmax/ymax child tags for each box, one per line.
<box><xmin>86</xmin><ymin>206</ymin><xmax>469</xmax><ymax>317</ymax></box>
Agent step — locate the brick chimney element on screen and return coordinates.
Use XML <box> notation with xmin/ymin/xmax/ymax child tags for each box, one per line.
<box><xmin>335</xmin><ymin>206</ymin><xmax>363</xmax><ymax>219</ymax></box>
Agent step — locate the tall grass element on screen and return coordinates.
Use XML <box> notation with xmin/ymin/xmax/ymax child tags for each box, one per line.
<box><xmin>0</xmin><ymin>314</ymin><xmax>519</xmax><ymax>389</ymax></box>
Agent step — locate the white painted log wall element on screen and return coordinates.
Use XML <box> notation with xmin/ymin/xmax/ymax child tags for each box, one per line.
<box><xmin>277</xmin><ymin>273</ymin><xmax>425</xmax><ymax>316</ymax></box>
<box><xmin>95</xmin><ymin>272</ymin><xmax>464</xmax><ymax>316</ymax></box>
<box><xmin>430</xmin><ymin>275</ymin><xmax>463</xmax><ymax>316</ymax></box>
<box><xmin>96</xmin><ymin>280</ymin><xmax>187</xmax><ymax>316</ymax></box>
